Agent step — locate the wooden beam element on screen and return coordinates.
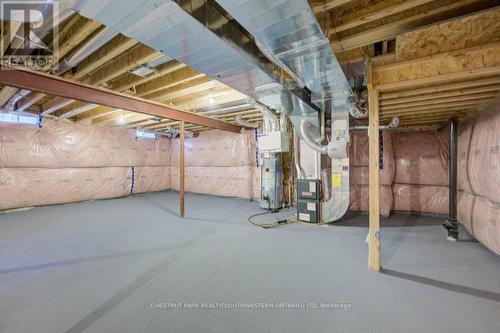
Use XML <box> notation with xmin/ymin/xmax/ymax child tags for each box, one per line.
<box><xmin>374</xmin><ymin>42</ymin><xmax>500</xmax><ymax>87</ymax></box>
<box><xmin>42</xmin><ymin>98</ymin><xmax>75</xmax><ymax>116</ymax></box>
<box><xmin>0</xmin><ymin>86</ymin><xmax>18</xmax><ymax>107</ymax></box>
<box><xmin>145</xmin><ymin>77</ymin><xmax>219</xmax><ymax>101</ymax></box>
<box><xmin>381</xmin><ymin>92</ymin><xmax>500</xmax><ymax>110</ymax></box>
<box><xmin>87</xmin><ymin>45</ymin><xmax>160</xmax><ymax>85</ymax></box>
<box><xmin>381</xmin><ymin>82</ymin><xmax>500</xmax><ymax>106</ymax></box>
<box><xmin>110</xmin><ymin>61</ymin><xmax>186</xmax><ymax>92</ymax></box>
<box><xmin>75</xmin><ymin>107</ymin><xmax>118</xmax><ymax>123</ymax></box>
<box><xmin>381</xmin><ymin>105</ymin><xmax>475</xmax><ymax>117</ymax></box>
<box><xmin>74</xmin><ymin>35</ymin><xmax>138</xmax><ymax>80</ymax></box>
<box><xmin>311</xmin><ymin>0</ymin><xmax>352</xmax><ymax>12</ymax></box>
<box><xmin>0</xmin><ymin>21</ymin><xmax>22</xmax><ymax>57</ymax></box>
<box><xmin>58</xmin><ymin>18</ymin><xmax>102</xmax><ymax>59</ymax></box>
<box><xmin>381</xmin><ymin>77</ymin><xmax>500</xmax><ymax>100</ymax></box>
<box><xmin>0</xmin><ymin>66</ymin><xmax>242</xmax><ymax>133</ymax></box>
<box><xmin>381</xmin><ymin>98</ymin><xmax>495</xmax><ymax>114</ymax></box>
<box><xmin>333</xmin><ymin>0</ymin><xmax>434</xmax><ymax>33</ymax></box>
<box><xmin>367</xmin><ymin>61</ymin><xmax>380</xmax><ymax>272</ymax></box>
<box><xmin>180</xmin><ymin>120</ymin><xmax>185</xmax><ymax>218</ymax></box>
<box><xmin>331</xmin><ymin>0</ymin><xmax>489</xmax><ymax>51</ymax></box>
<box><xmin>396</xmin><ymin>7</ymin><xmax>500</xmax><ymax>60</ymax></box>
<box><xmin>135</xmin><ymin>67</ymin><xmax>203</xmax><ymax>97</ymax></box>
<box><xmin>376</xmin><ymin>66</ymin><xmax>500</xmax><ymax>93</ymax></box>
<box><xmin>17</xmin><ymin>34</ymin><xmax>138</xmax><ymax>114</ymax></box>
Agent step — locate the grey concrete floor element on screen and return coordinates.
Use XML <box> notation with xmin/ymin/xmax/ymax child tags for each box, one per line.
<box><xmin>0</xmin><ymin>191</ymin><xmax>498</xmax><ymax>333</ymax></box>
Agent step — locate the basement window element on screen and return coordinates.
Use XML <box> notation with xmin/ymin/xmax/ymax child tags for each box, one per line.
<box><xmin>0</xmin><ymin>113</ymin><xmax>39</xmax><ymax>126</ymax></box>
<box><xmin>136</xmin><ymin>130</ymin><xmax>157</xmax><ymax>139</ymax></box>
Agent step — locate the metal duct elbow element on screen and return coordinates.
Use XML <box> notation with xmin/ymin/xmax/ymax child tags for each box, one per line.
<box><xmin>5</xmin><ymin>89</ymin><xmax>30</xmax><ymax>112</ymax></box>
<box><xmin>299</xmin><ymin>119</ymin><xmax>328</xmax><ymax>155</ymax></box>
<box><xmin>247</xmin><ymin>98</ymin><xmax>278</xmax><ymax>132</ymax></box>
<box><xmin>235</xmin><ymin>115</ymin><xmax>259</xmax><ymax>129</ymax></box>
<box><xmin>349</xmin><ymin>103</ymin><xmax>367</xmax><ymax>119</ymax></box>
<box><xmin>387</xmin><ymin>116</ymin><xmax>400</xmax><ymax>129</ymax></box>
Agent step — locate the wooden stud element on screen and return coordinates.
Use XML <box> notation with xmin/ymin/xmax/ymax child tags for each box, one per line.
<box><xmin>180</xmin><ymin>120</ymin><xmax>185</xmax><ymax>218</ymax></box>
<box><xmin>367</xmin><ymin>61</ymin><xmax>381</xmax><ymax>272</ymax></box>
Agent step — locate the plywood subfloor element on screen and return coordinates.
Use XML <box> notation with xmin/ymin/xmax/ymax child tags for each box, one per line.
<box><xmin>0</xmin><ymin>192</ymin><xmax>498</xmax><ymax>333</ymax></box>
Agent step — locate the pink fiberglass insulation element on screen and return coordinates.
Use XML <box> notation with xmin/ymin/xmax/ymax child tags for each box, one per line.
<box><xmin>0</xmin><ymin>119</ymin><xmax>171</xmax><ymax>168</ymax></box>
<box><xmin>347</xmin><ymin>130</ymin><xmax>395</xmax><ymax>215</ymax></box>
<box><xmin>0</xmin><ymin>167</ymin><xmax>132</xmax><ymax>210</ymax></box>
<box><xmin>456</xmin><ymin>104</ymin><xmax>500</xmax><ymax>254</ymax></box>
<box><xmin>472</xmin><ymin>196</ymin><xmax>500</xmax><ymax>255</ymax></box>
<box><xmin>457</xmin><ymin>119</ymin><xmax>475</xmax><ymax>193</ymax></box>
<box><xmin>170</xmin><ymin>129</ymin><xmax>256</xmax><ymax>167</ymax></box>
<box><xmin>170</xmin><ymin>166</ymin><xmax>254</xmax><ymax>200</ymax></box>
<box><xmin>133</xmin><ymin>166</ymin><xmax>171</xmax><ymax>194</ymax></box>
<box><xmin>349</xmin><ymin>184</ymin><xmax>393</xmax><ymax>217</ymax></box>
<box><xmin>168</xmin><ymin>129</ymin><xmax>256</xmax><ymax>200</ymax></box>
<box><xmin>458</xmin><ymin>191</ymin><xmax>500</xmax><ymax>255</ymax></box>
<box><xmin>252</xmin><ymin>166</ymin><xmax>260</xmax><ymax>200</ymax></box>
<box><xmin>349</xmin><ymin>131</ymin><xmax>395</xmax><ymax>169</ymax></box>
<box><xmin>393</xmin><ymin>184</ymin><xmax>448</xmax><ymax>215</ymax></box>
<box><xmin>392</xmin><ymin>130</ymin><xmax>449</xmax><ymax>186</ymax></box>
<box><xmin>350</xmin><ymin>166</ymin><xmax>394</xmax><ymax>186</ymax></box>
<box><xmin>457</xmin><ymin>191</ymin><xmax>475</xmax><ymax>234</ymax></box>
<box><xmin>467</xmin><ymin>107</ymin><xmax>500</xmax><ymax>204</ymax></box>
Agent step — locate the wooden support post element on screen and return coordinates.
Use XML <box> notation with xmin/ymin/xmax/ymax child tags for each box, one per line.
<box><xmin>367</xmin><ymin>61</ymin><xmax>381</xmax><ymax>272</ymax></box>
<box><xmin>179</xmin><ymin>121</ymin><xmax>185</xmax><ymax>218</ymax></box>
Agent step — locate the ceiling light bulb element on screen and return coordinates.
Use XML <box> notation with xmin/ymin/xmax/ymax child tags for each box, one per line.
<box><xmin>208</xmin><ymin>96</ymin><xmax>216</xmax><ymax>104</ymax></box>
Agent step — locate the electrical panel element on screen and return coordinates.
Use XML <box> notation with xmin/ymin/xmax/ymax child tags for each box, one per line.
<box><xmin>297</xmin><ymin>179</ymin><xmax>321</xmax><ymax>223</ymax></box>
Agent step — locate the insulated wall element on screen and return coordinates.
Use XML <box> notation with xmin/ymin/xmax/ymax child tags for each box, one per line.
<box><xmin>391</xmin><ymin>130</ymin><xmax>449</xmax><ymax>215</ymax></box>
<box><xmin>349</xmin><ymin>131</ymin><xmax>395</xmax><ymax>217</ymax></box>
<box><xmin>348</xmin><ymin>129</ymin><xmax>450</xmax><ymax>216</ymax></box>
<box><xmin>457</xmin><ymin>105</ymin><xmax>500</xmax><ymax>254</ymax></box>
<box><xmin>0</xmin><ymin>120</ymin><xmax>259</xmax><ymax>210</ymax></box>
<box><xmin>0</xmin><ymin>119</ymin><xmax>171</xmax><ymax>210</ymax></box>
<box><xmin>169</xmin><ymin>129</ymin><xmax>256</xmax><ymax>200</ymax></box>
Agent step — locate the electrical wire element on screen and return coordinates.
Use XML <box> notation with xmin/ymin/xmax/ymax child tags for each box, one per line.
<box><xmin>248</xmin><ymin>211</ymin><xmax>296</xmax><ymax>229</ymax></box>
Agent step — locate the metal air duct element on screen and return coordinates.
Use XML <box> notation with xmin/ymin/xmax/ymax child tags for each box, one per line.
<box><xmin>215</xmin><ymin>0</ymin><xmax>353</xmax><ymax>221</ymax></box>
<box><xmin>62</xmin><ymin>0</ymin><xmax>321</xmax><ymax>130</ymax></box>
